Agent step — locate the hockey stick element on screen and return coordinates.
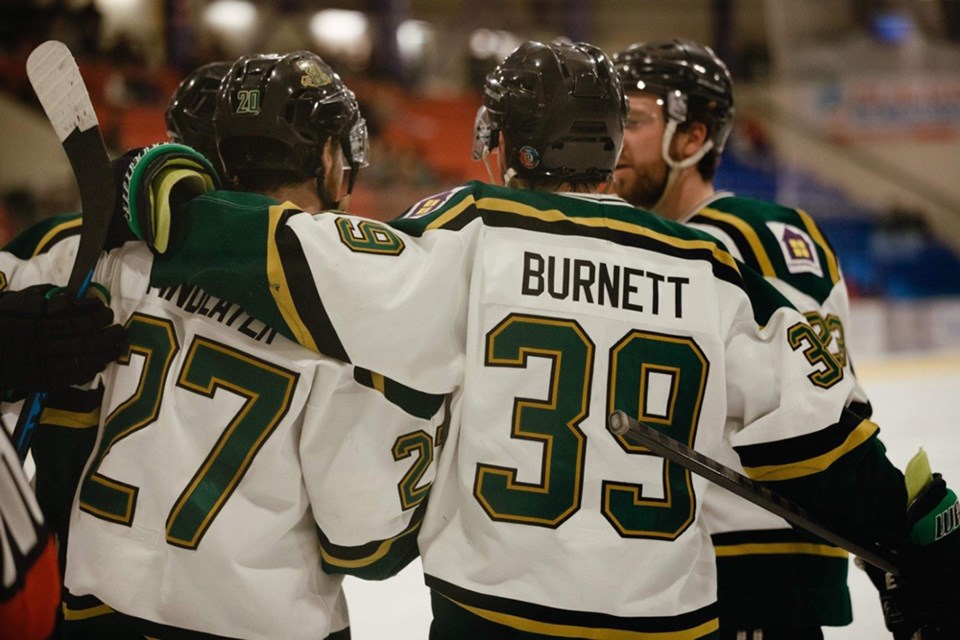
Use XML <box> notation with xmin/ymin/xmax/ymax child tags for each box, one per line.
<box><xmin>12</xmin><ymin>41</ymin><xmax>115</xmax><ymax>461</ymax></box>
<box><xmin>607</xmin><ymin>410</ymin><xmax>903</xmax><ymax>576</ymax></box>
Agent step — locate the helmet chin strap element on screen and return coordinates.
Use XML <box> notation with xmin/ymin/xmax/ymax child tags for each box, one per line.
<box><xmin>316</xmin><ymin>174</ymin><xmax>341</xmax><ymax>211</ymax></box>
<box><xmin>337</xmin><ymin>160</ymin><xmax>360</xmax><ymax>211</ymax></box>
<box><xmin>480</xmin><ymin>147</ymin><xmax>498</xmax><ymax>185</ymax></box>
<box><xmin>316</xmin><ymin>160</ymin><xmax>360</xmax><ymax>211</ymax></box>
<box><xmin>651</xmin><ymin>119</ymin><xmax>715</xmax><ymax>215</ymax></box>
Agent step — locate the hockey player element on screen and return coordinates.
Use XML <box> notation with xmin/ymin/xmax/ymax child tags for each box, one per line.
<box><xmin>0</xmin><ymin>60</ymin><xmax>236</xmax><ymax>564</ymax></box>
<box><xmin>612</xmin><ymin>39</ymin><xmax>867</xmax><ymax>639</ymax></box>
<box><xmin>164</xmin><ymin>60</ymin><xmax>232</xmax><ymax>173</ymax></box>
<box><xmin>118</xmin><ymin>41</ymin><xmax>958</xmax><ymax>639</ymax></box>
<box><xmin>0</xmin><ymin>51</ymin><xmax>445</xmax><ymax>640</ymax></box>
<box><xmin>0</xmin><ymin>285</ymin><xmax>124</xmax><ymax>640</ymax></box>
<box><xmin>0</xmin><ymin>59</ymin><xmax>237</xmax><ymax>589</ymax></box>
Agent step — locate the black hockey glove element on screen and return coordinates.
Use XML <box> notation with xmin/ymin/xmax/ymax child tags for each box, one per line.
<box><xmin>0</xmin><ymin>284</ymin><xmax>127</xmax><ymax>392</ymax></box>
<box><xmin>861</xmin><ymin>450</ymin><xmax>960</xmax><ymax>640</ymax></box>
<box><xmin>105</xmin><ymin>147</ymin><xmax>146</xmax><ymax>250</ymax></box>
<box><xmin>116</xmin><ymin>143</ymin><xmax>219</xmax><ymax>254</ymax></box>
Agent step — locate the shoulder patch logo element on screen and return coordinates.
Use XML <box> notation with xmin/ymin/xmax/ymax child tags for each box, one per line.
<box><xmin>402</xmin><ymin>187</ymin><xmax>467</xmax><ymax>219</ymax></box>
<box><xmin>768</xmin><ymin>221</ymin><xmax>823</xmax><ymax>277</ymax></box>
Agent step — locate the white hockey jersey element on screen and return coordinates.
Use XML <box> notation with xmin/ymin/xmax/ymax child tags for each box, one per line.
<box><xmin>0</xmin><ymin>226</ymin><xmax>446</xmax><ymax>640</ymax></box>
<box><xmin>146</xmin><ymin>183</ymin><xmax>907</xmax><ymax>640</ymax></box>
<box><xmin>686</xmin><ymin>193</ymin><xmax>870</xmax><ymax>627</ymax></box>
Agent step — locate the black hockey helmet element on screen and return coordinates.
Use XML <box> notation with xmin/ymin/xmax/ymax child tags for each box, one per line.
<box><xmin>215</xmin><ymin>51</ymin><xmax>368</xmax><ymax>195</ymax></box>
<box><xmin>165</xmin><ymin>61</ymin><xmax>231</xmax><ymax>166</ymax></box>
<box><xmin>473</xmin><ymin>40</ymin><xmax>628</xmax><ymax>184</ymax></box>
<box><xmin>613</xmin><ymin>39</ymin><xmax>734</xmax><ymax>158</ymax></box>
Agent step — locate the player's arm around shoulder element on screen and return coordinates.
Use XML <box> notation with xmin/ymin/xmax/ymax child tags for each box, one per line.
<box><xmin>146</xmin><ymin>172</ymin><xmax>478</xmax><ymax>391</ymax></box>
<box><xmin>300</xmin><ymin>360</ymin><xmax>448</xmax><ymax>580</ymax></box>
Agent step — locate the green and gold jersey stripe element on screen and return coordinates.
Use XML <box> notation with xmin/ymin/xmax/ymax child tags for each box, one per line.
<box><xmin>3</xmin><ymin>213</ymin><xmax>81</xmax><ymax>258</ymax></box>
<box><xmin>429</xmin><ymin>195</ymin><xmax>741</xmax><ymax>275</ymax></box>
<box><xmin>697</xmin><ymin>207</ymin><xmax>777</xmax><ymax>277</ymax></box>
<box><xmin>353</xmin><ymin>368</ymin><xmax>446</xmax><ymax>420</ymax></box>
<box><xmin>319</xmin><ymin>527</ymin><xmax>416</xmax><ymax>569</ymax></box>
<box><xmin>446</xmin><ymin>595</ymin><xmax>718</xmax><ymax>639</ymax></box>
<box><xmin>318</xmin><ymin>501</ymin><xmax>425</xmax><ymax>577</ymax></box>
<box><xmin>693</xmin><ymin>197</ymin><xmax>842</xmax><ymax>300</ymax></box>
<box><xmin>427</xmin><ymin>574</ymin><xmax>719</xmax><ymax>639</ymax></box>
<box><xmin>34</xmin><ymin>217</ymin><xmax>82</xmax><ymax>256</ymax></box>
<box><xmin>424</xmin><ymin>193</ymin><xmax>479</xmax><ymax>231</ymax></box>
<box><xmin>742</xmin><ymin>419</ymin><xmax>879</xmax><ymax>481</ymax></box>
<box><xmin>714</xmin><ymin>541</ymin><xmax>849</xmax><ymax>558</ymax></box>
<box><xmin>40</xmin><ymin>406</ymin><xmax>100</xmax><ymax>429</ymax></box>
<box><xmin>266</xmin><ymin>203</ymin><xmax>318</xmax><ymax>353</ymax></box>
<box><xmin>796</xmin><ymin>207</ymin><xmax>840</xmax><ymax>285</ymax></box>
<box><xmin>62</xmin><ymin>601</ymin><xmax>114</xmax><ymax>621</ymax></box>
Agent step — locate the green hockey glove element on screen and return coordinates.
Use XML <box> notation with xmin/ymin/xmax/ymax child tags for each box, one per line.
<box><xmin>862</xmin><ymin>450</ymin><xmax>960</xmax><ymax>640</ymax></box>
<box><xmin>119</xmin><ymin>142</ymin><xmax>219</xmax><ymax>253</ymax></box>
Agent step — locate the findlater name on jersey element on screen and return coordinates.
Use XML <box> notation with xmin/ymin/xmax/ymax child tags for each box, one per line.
<box><xmin>151</xmin><ymin>284</ymin><xmax>279</xmax><ymax>345</ymax></box>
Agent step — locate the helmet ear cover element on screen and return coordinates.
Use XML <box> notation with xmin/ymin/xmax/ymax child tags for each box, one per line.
<box><xmin>473</xmin><ymin>40</ymin><xmax>628</xmax><ymax>184</ymax></box>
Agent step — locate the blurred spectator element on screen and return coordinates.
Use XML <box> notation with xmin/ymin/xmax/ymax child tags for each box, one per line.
<box><xmin>0</xmin><ymin>188</ymin><xmax>38</xmax><ymax>246</ymax></box>
<box><xmin>873</xmin><ymin>204</ymin><xmax>928</xmax><ymax>260</ymax></box>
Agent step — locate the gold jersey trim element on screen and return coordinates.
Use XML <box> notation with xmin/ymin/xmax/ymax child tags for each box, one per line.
<box><xmin>742</xmin><ymin>419</ymin><xmax>879</xmax><ymax>481</ymax></box>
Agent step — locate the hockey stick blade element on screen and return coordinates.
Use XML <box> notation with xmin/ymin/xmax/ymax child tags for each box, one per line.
<box><xmin>13</xmin><ymin>41</ymin><xmax>114</xmax><ymax>462</ymax></box>
<box><xmin>26</xmin><ymin>40</ymin><xmax>114</xmax><ymax>294</ymax></box>
<box><xmin>607</xmin><ymin>410</ymin><xmax>902</xmax><ymax>576</ymax></box>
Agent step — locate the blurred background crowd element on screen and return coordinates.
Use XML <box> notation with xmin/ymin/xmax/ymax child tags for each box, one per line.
<box><xmin>2</xmin><ymin>0</ymin><xmax>960</xmax><ymax>355</ymax></box>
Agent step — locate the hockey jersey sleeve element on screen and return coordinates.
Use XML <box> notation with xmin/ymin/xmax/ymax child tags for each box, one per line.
<box><xmin>724</xmin><ymin>264</ymin><xmax>906</xmax><ymax>542</ymax></box>
<box><xmin>0</xmin><ymin>213</ymin><xmax>84</xmax><ymax>299</ymax></box>
<box><xmin>151</xmin><ymin>190</ymin><xmax>476</xmax><ymax>394</ymax></box>
<box><xmin>689</xmin><ymin>197</ymin><xmax>869</xmax><ymax>411</ymax></box>
<box><xmin>300</xmin><ymin>364</ymin><xmax>447</xmax><ymax>579</ymax></box>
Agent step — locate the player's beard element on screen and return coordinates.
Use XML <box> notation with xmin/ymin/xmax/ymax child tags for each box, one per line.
<box><xmin>614</xmin><ymin>160</ymin><xmax>669</xmax><ymax>210</ymax></box>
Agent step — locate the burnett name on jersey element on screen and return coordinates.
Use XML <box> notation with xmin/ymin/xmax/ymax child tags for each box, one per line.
<box><xmin>521</xmin><ymin>250</ymin><xmax>690</xmax><ymax>317</ymax></box>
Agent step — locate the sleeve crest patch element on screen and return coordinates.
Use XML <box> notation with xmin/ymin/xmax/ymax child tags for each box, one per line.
<box><xmin>767</xmin><ymin>221</ymin><xmax>823</xmax><ymax>277</ymax></box>
<box><xmin>401</xmin><ymin>187</ymin><xmax>467</xmax><ymax>219</ymax></box>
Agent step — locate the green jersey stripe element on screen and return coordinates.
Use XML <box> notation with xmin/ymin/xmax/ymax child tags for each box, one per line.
<box><xmin>426</xmin><ymin>574</ymin><xmax>719</xmax><ymax>638</ymax></box>
<box><xmin>3</xmin><ymin>212</ymin><xmax>81</xmax><ymax>257</ymax></box>
<box><xmin>317</xmin><ymin>501</ymin><xmax>425</xmax><ymax>579</ymax></box>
